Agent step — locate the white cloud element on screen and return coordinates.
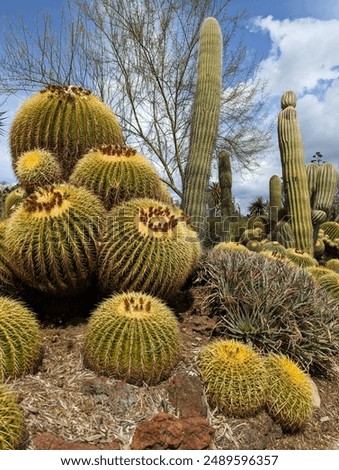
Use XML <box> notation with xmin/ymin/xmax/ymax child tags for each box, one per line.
<box><xmin>231</xmin><ymin>15</ymin><xmax>339</xmax><ymax>213</ymax></box>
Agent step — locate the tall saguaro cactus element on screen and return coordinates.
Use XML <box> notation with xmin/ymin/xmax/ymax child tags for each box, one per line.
<box><xmin>181</xmin><ymin>17</ymin><xmax>222</xmax><ymax>240</ymax></box>
<box><xmin>269</xmin><ymin>175</ymin><xmax>282</xmax><ymax>229</ymax></box>
<box><xmin>277</xmin><ymin>91</ymin><xmax>313</xmax><ymax>255</ymax></box>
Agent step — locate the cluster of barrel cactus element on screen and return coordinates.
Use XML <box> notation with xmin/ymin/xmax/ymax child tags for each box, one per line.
<box><xmin>0</xmin><ymin>82</ymin><xmax>203</xmax><ymax>447</ymax></box>
<box><xmin>199</xmin><ymin>339</ymin><xmax>314</xmax><ymax>432</ymax></box>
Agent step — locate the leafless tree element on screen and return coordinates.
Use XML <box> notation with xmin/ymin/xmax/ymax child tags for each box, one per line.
<box><xmin>0</xmin><ymin>0</ymin><xmax>272</xmax><ymax>199</ymax></box>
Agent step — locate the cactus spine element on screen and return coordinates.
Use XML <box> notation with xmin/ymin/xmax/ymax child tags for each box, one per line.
<box><xmin>0</xmin><ymin>296</ymin><xmax>42</xmax><ymax>380</ymax></box>
<box><xmin>98</xmin><ymin>198</ymin><xmax>201</xmax><ymax>298</ymax></box>
<box><xmin>84</xmin><ymin>292</ymin><xmax>181</xmax><ymax>385</ymax></box>
<box><xmin>4</xmin><ymin>184</ymin><xmax>105</xmax><ymax>295</ymax></box>
<box><xmin>182</xmin><ymin>17</ymin><xmax>222</xmax><ymax>239</ymax></box>
<box><xmin>70</xmin><ymin>145</ymin><xmax>171</xmax><ymax>209</ymax></box>
<box><xmin>0</xmin><ymin>385</ymin><xmax>23</xmax><ymax>450</ymax></box>
<box><xmin>10</xmin><ymin>85</ymin><xmax>125</xmax><ymax>178</ymax></box>
<box><xmin>265</xmin><ymin>353</ymin><xmax>314</xmax><ymax>432</ymax></box>
<box><xmin>199</xmin><ymin>339</ymin><xmax>267</xmax><ymax>417</ymax></box>
<box><xmin>278</xmin><ymin>91</ymin><xmax>313</xmax><ymax>255</ymax></box>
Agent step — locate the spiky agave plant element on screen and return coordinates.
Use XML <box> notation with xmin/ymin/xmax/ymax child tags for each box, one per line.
<box><xmin>15</xmin><ymin>148</ymin><xmax>63</xmax><ymax>193</ymax></box>
<box><xmin>70</xmin><ymin>145</ymin><xmax>171</xmax><ymax>209</ymax></box>
<box><xmin>0</xmin><ymin>296</ymin><xmax>42</xmax><ymax>380</ymax></box>
<box><xmin>98</xmin><ymin>198</ymin><xmax>201</xmax><ymax>298</ymax></box>
<box><xmin>83</xmin><ymin>292</ymin><xmax>181</xmax><ymax>385</ymax></box>
<box><xmin>0</xmin><ymin>384</ymin><xmax>23</xmax><ymax>450</ymax></box>
<box><xmin>4</xmin><ymin>184</ymin><xmax>105</xmax><ymax>295</ymax></box>
<box><xmin>264</xmin><ymin>353</ymin><xmax>314</xmax><ymax>432</ymax></box>
<box><xmin>199</xmin><ymin>339</ymin><xmax>266</xmax><ymax>417</ymax></box>
<box><xmin>193</xmin><ymin>249</ymin><xmax>339</xmax><ymax>375</ymax></box>
<box><xmin>10</xmin><ymin>85</ymin><xmax>125</xmax><ymax>178</ymax></box>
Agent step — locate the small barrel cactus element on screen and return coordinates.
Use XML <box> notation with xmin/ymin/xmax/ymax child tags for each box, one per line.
<box><xmin>10</xmin><ymin>85</ymin><xmax>125</xmax><ymax>178</ymax></box>
<box><xmin>213</xmin><ymin>241</ymin><xmax>248</xmax><ymax>252</ymax></box>
<box><xmin>264</xmin><ymin>353</ymin><xmax>314</xmax><ymax>432</ymax></box>
<box><xmin>0</xmin><ymin>384</ymin><xmax>23</xmax><ymax>450</ymax></box>
<box><xmin>199</xmin><ymin>339</ymin><xmax>267</xmax><ymax>417</ymax></box>
<box><xmin>15</xmin><ymin>148</ymin><xmax>63</xmax><ymax>192</ymax></box>
<box><xmin>83</xmin><ymin>292</ymin><xmax>181</xmax><ymax>385</ymax></box>
<box><xmin>285</xmin><ymin>248</ymin><xmax>318</xmax><ymax>269</ymax></box>
<box><xmin>325</xmin><ymin>259</ymin><xmax>339</xmax><ymax>274</ymax></box>
<box><xmin>98</xmin><ymin>198</ymin><xmax>201</xmax><ymax>298</ymax></box>
<box><xmin>317</xmin><ymin>272</ymin><xmax>339</xmax><ymax>302</ymax></box>
<box><xmin>70</xmin><ymin>145</ymin><xmax>171</xmax><ymax>209</ymax></box>
<box><xmin>0</xmin><ymin>296</ymin><xmax>42</xmax><ymax>380</ymax></box>
<box><xmin>4</xmin><ymin>184</ymin><xmax>105</xmax><ymax>295</ymax></box>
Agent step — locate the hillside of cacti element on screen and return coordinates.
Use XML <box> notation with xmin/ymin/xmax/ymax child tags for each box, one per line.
<box><xmin>0</xmin><ymin>17</ymin><xmax>338</xmax><ymax>451</ymax></box>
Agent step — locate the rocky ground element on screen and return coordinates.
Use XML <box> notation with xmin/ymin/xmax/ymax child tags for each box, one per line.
<box><xmin>10</xmin><ymin>292</ymin><xmax>339</xmax><ymax>451</ymax></box>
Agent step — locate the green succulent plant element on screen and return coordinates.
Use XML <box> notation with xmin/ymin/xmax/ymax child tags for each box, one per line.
<box><xmin>325</xmin><ymin>259</ymin><xmax>339</xmax><ymax>274</ymax></box>
<box><xmin>15</xmin><ymin>148</ymin><xmax>63</xmax><ymax>193</ymax></box>
<box><xmin>70</xmin><ymin>145</ymin><xmax>171</xmax><ymax>209</ymax></box>
<box><xmin>264</xmin><ymin>353</ymin><xmax>314</xmax><ymax>432</ymax></box>
<box><xmin>199</xmin><ymin>339</ymin><xmax>266</xmax><ymax>417</ymax></box>
<box><xmin>4</xmin><ymin>184</ymin><xmax>105</xmax><ymax>295</ymax></box>
<box><xmin>193</xmin><ymin>249</ymin><xmax>339</xmax><ymax>375</ymax></box>
<box><xmin>84</xmin><ymin>292</ymin><xmax>181</xmax><ymax>385</ymax></box>
<box><xmin>10</xmin><ymin>84</ymin><xmax>125</xmax><ymax>178</ymax></box>
<box><xmin>284</xmin><ymin>248</ymin><xmax>318</xmax><ymax>269</ymax></box>
<box><xmin>0</xmin><ymin>296</ymin><xmax>42</xmax><ymax>380</ymax></box>
<box><xmin>213</xmin><ymin>241</ymin><xmax>248</xmax><ymax>252</ymax></box>
<box><xmin>0</xmin><ymin>384</ymin><xmax>23</xmax><ymax>450</ymax></box>
<box><xmin>98</xmin><ymin>198</ymin><xmax>201</xmax><ymax>298</ymax></box>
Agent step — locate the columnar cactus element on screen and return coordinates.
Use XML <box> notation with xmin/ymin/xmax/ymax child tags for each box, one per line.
<box><xmin>70</xmin><ymin>145</ymin><xmax>171</xmax><ymax>209</ymax></box>
<box><xmin>4</xmin><ymin>184</ymin><xmax>105</xmax><ymax>295</ymax></box>
<box><xmin>10</xmin><ymin>85</ymin><xmax>125</xmax><ymax>178</ymax></box>
<box><xmin>218</xmin><ymin>150</ymin><xmax>234</xmax><ymax>242</ymax></box>
<box><xmin>15</xmin><ymin>148</ymin><xmax>63</xmax><ymax>193</ymax></box>
<box><xmin>199</xmin><ymin>339</ymin><xmax>267</xmax><ymax>417</ymax></box>
<box><xmin>0</xmin><ymin>296</ymin><xmax>42</xmax><ymax>380</ymax></box>
<box><xmin>98</xmin><ymin>198</ymin><xmax>201</xmax><ymax>298</ymax></box>
<box><xmin>269</xmin><ymin>175</ymin><xmax>282</xmax><ymax>228</ymax></box>
<box><xmin>83</xmin><ymin>292</ymin><xmax>181</xmax><ymax>385</ymax></box>
<box><xmin>182</xmin><ymin>17</ymin><xmax>222</xmax><ymax>239</ymax></box>
<box><xmin>0</xmin><ymin>385</ymin><xmax>23</xmax><ymax>450</ymax></box>
<box><xmin>265</xmin><ymin>353</ymin><xmax>314</xmax><ymax>432</ymax></box>
<box><xmin>277</xmin><ymin>91</ymin><xmax>313</xmax><ymax>255</ymax></box>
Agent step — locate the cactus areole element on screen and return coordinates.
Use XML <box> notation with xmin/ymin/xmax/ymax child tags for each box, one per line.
<box><xmin>277</xmin><ymin>91</ymin><xmax>314</xmax><ymax>255</ymax></box>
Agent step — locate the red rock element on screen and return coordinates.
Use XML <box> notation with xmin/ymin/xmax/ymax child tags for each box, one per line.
<box><xmin>167</xmin><ymin>370</ymin><xmax>207</xmax><ymax>418</ymax></box>
<box><xmin>130</xmin><ymin>412</ymin><xmax>214</xmax><ymax>450</ymax></box>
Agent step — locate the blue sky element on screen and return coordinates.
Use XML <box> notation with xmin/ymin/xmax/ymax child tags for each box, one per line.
<box><xmin>1</xmin><ymin>0</ymin><xmax>339</xmax><ymax>213</ymax></box>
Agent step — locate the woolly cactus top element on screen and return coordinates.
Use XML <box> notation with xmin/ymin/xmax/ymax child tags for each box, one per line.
<box><xmin>41</xmin><ymin>84</ymin><xmax>92</xmax><ymax>99</ymax></box>
<box><xmin>137</xmin><ymin>204</ymin><xmax>190</xmax><ymax>238</ymax></box>
<box><xmin>24</xmin><ymin>186</ymin><xmax>71</xmax><ymax>217</ymax></box>
<box><xmin>281</xmin><ymin>90</ymin><xmax>297</xmax><ymax>109</ymax></box>
<box><xmin>95</xmin><ymin>144</ymin><xmax>137</xmax><ymax>158</ymax></box>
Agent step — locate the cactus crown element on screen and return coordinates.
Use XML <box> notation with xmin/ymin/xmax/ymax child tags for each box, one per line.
<box><xmin>24</xmin><ymin>186</ymin><xmax>70</xmax><ymax>216</ymax></box>
<box><xmin>94</xmin><ymin>144</ymin><xmax>137</xmax><ymax>158</ymax></box>
<box><xmin>42</xmin><ymin>84</ymin><xmax>92</xmax><ymax>99</ymax></box>
<box><xmin>121</xmin><ymin>294</ymin><xmax>152</xmax><ymax>315</ymax></box>
<box><xmin>137</xmin><ymin>205</ymin><xmax>190</xmax><ymax>237</ymax></box>
<box><xmin>281</xmin><ymin>90</ymin><xmax>297</xmax><ymax>109</ymax></box>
